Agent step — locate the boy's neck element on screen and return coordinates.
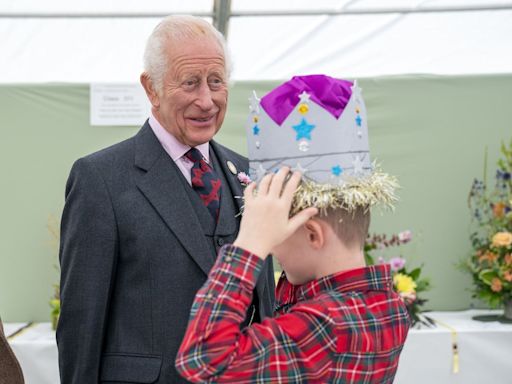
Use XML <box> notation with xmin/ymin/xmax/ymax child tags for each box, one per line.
<box><xmin>314</xmin><ymin>244</ymin><xmax>366</xmax><ymax>280</ymax></box>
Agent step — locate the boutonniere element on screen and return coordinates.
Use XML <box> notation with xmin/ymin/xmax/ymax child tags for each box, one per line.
<box><xmin>237</xmin><ymin>171</ymin><xmax>253</xmax><ymax>186</ymax></box>
<box><xmin>235</xmin><ymin>172</ymin><xmax>253</xmax><ymax>217</ymax></box>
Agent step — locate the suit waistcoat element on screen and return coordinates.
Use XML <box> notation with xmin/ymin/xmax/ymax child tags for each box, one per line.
<box><xmin>176</xmin><ymin>146</ymin><xmax>260</xmax><ymax>325</ymax></box>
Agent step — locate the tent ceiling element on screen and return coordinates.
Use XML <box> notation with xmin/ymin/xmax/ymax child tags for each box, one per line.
<box><xmin>1</xmin><ymin>0</ymin><xmax>511</xmax><ymax>82</ymax></box>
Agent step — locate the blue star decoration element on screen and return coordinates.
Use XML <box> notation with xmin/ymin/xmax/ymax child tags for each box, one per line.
<box><xmin>253</xmin><ymin>125</ymin><xmax>260</xmax><ymax>135</ymax></box>
<box><xmin>355</xmin><ymin>115</ymin><xmax>362</xmax><ymax>127</ymax></box>
<box><xmin>331</xmin><ymin>165</ymin><xmax>343</xmax><ymax>176</ymax></box>
<box><xmin>292</xmin><ymin>118</ymin><xmax>315</xmax><ymax>141</ymax></box>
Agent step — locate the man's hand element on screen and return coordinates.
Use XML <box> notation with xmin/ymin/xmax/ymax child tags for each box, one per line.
<box><xmin>233</xmin><ymin>167</ymin><xmax>318</xmax><ymax>259</ymax></box>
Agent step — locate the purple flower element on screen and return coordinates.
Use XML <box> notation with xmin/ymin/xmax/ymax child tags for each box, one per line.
<box><xmin>496</xmin><ymin>169</ymin><xmax>511</xmax><ymax>181</ymax></box>
<box><xmin>389</xmin><ymin>257</ymin><xmax>406</xmax><ymax>271</ymax></box>
<box><xmin>237</xmin><ymin>172</ymin><xmax>252</xmax><ymax>185</ymax></box>
<box><xmin>398</xmin><ymin>230</ymin><xmax>412</xmax><ymax>243</ymax></box>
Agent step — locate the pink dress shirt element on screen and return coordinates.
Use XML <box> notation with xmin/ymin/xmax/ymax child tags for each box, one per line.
<box><xmin>148</xmin><ymin>112</ymin><xmax>210</xmax><ymax>185</ymax></box>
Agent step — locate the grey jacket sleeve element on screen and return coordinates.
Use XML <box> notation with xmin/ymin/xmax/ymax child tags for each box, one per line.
<box><xmin>57</xmin><ymin>158</ymin><xmax>118</xmax><ymax>383</ymax></box>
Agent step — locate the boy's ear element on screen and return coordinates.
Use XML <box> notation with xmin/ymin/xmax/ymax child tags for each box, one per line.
<box><xmin>304</xmin><ymin>219</ymin><xmax>325</xmax><ymax>249</ymax></box>
<box><xmin>140</xmin><ymin>72</ymin><xmax>160</xmax><ymax>108</ymax></box>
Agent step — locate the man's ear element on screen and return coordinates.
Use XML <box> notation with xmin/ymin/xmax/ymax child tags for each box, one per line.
<box><xmin>304</xmin><ymin>219</ymin><xmax>325</xmax><ymax>250</ymax></box>
<box><xmin>140</xmin><ymin>72</ymin><xmax>160</xmax><ymax>108</ymax></box>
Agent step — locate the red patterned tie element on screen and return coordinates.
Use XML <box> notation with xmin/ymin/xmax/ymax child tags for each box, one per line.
<box><xmin>185</xmin><ymin>148</ymin><xmax>222</xmax><ymax>221</ymax></box>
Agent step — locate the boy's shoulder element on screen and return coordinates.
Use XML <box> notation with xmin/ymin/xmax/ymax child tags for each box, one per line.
<box><xmin>287</xmin><ymin>290</ymin><xmax>409</xmax><ymax>354</ymax></box>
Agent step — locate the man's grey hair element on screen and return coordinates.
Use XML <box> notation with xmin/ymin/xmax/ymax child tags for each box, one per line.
<box><xmin>143</xmin><ymin>15</ymin><xmax>232</xmax><ymax>92</ymax></box>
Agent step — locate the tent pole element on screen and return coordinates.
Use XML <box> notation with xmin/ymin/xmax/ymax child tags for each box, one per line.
<box><xmin>212</xmin><ymin>0</ymin><xmax>231</xmax><ymax>38</ymax></box>
<box><xmin>1</xmin><ymin>3</ymin><xmax>511</xmax><ymax>18</ymax></box>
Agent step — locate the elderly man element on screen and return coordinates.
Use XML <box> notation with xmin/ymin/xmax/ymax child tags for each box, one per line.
<box><xmin>57</xmin><ymin>15</ymin><xmax>275</xmax><ymax>383</ymax></box>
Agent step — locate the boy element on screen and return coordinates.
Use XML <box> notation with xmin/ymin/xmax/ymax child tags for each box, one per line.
<box><xmin>176</xmin><ymin>75</ymin><xmax>410</xmax><ymax>383</ymax></box>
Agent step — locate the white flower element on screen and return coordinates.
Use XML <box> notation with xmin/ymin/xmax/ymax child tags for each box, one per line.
<box><xmin>398</xmin><ymin>230</ymin><xmax>412</xmax><ymax>243</ymax></box>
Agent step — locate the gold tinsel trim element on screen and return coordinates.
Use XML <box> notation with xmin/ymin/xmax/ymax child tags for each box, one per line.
<box><xmin>291</xmin><ymin>171</ymin><xmax>399</xmax><ymax>214</ymax></box>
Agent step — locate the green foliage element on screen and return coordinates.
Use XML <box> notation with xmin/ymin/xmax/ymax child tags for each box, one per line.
<box><xmin>49</xmin><ymin>284</ymin><xmax>60</xmax><ymax>330</ymax></box>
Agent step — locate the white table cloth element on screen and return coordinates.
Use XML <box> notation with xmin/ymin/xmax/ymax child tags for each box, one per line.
<box><xmin>5</xmin><ymin>310</ymin><xmax>512</xmax><ymax>384</ymax></box>
<box><xmin>395</xmin><ymin>309</ymin><xmax>512</xmax><ymax>384</ymax></box>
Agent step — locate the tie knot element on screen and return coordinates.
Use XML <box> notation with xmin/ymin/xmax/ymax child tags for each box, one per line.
<box><xmin>185</xmin><ymin>147</ymin><xmax>204</xmax><ymax>163</ymax></box>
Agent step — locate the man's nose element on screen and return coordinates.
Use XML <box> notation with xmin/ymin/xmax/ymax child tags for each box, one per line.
<box><xmin>195</xmin><ymin>81</ymin><xmax>215</xmax><ymax>110</ymax></box>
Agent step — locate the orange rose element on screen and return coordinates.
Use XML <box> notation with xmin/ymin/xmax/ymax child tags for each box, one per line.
<box><xmin>491</xmin><ymin>277</ymin><xmax>503</xmax><ymax>292</ymax></box>
<box><xmin>480</xmin><ymin>251</ymin><xmax>498</xmax><ymax>264</ymax></box>
<box><xmin>491</xmin><ymin>232</ymin><xmax>512</xmax><ymax>248</ymax></box>
<box><xmin>505</xmin><ymin>254</ymin><xmax>512</xmax><ymax>266</ymax></box>
<box><xmin>503</xmin><ymin>270</ymin><xmax>512</xmax><ymax>282</ymax></box>
<box><xmin>493</xmin><ymin>202</ymin><xmax>507</xmax><ymax>218</ymax></box>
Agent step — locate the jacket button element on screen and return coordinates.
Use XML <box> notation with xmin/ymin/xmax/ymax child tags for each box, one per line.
<box><xmin>217</xmin><ymin>237</ymin><xmax>225</xmax><ymax>246</ymax></box>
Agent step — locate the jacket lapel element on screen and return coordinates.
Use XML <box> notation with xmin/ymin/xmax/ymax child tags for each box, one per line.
<box><xmin>210</xmin><ymin>141</ymin><xmax>245</xmax><ymax>214</ymax></box>
<box><xmin>211</xmin><ymin>141</ymin><xmax>268</xmax><ymax>302</ymax></box>
<box><xmin>134</xmin><ymin>123</ymin><xmax>214</xmax><ymax>276</ymax></box>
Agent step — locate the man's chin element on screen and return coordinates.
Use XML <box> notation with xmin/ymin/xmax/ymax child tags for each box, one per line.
<box><xmin>184</xmin><ymin>133</ymin><xmax>216</xmax><ymax>147</ymax></box>
<box><xmin>185</xmin><ymin>127</ymin><xmax>220</xmax><ymax>146</ymax></box>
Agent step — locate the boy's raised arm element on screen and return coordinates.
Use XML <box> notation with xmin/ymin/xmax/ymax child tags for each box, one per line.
<box><xmin>175</xmin><ymin>243</ymin><xmax>331</xmax><ymax>383</ymax></box>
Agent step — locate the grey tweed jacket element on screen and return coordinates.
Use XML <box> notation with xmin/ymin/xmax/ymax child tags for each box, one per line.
<box><xmin>57</xmin><ymin>122</ymin><xmax>275</xmax><ymax>383</ymax></box>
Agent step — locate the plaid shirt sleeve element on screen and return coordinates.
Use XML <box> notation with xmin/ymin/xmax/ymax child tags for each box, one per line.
<box><xmin>175</xmin><ymin>244</ymin><xmax>336</xmax><ymax>383</ymax></box>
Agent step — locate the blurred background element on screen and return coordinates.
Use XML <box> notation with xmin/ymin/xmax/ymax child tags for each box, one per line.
<box><xmin>1</xmin><ymin>0</ymin><xmax>511</xmax><ymax>322</ymax></box>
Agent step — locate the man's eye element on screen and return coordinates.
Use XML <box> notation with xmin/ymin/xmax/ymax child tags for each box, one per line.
<box><xmin>208</xmin><ymin>78</ymin><xmax>224</xmax><ymax>89</ymax></box>
<box><xmin>183</xmin><ymin>79</ymin><xmax>198</xmax><ymax>89</ymax></box>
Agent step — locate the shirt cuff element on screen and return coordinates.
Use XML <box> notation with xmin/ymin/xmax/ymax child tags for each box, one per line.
<box><xmin>215</xmin><ymin>244</ymin><xmax>265</xmax><ymax>291</ymax></box>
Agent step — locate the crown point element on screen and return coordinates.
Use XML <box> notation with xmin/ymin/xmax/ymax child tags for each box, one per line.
<box><xmin>249</xmin><ymin>90</ymin><xmax>261</xmax><ymax>114</ymax></box>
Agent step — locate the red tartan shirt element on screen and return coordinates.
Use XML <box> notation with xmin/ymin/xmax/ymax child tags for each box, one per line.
<box><xmin>176</xmin><ymin>245</ymin><xmax>410</xmax><ymax>383</ymax></box>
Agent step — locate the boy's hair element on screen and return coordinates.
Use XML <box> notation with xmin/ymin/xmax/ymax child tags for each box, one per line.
<box><xmin>318</xmin><ymin>206</ymin><xmax>370</xmax><ymax>249</ymax></box>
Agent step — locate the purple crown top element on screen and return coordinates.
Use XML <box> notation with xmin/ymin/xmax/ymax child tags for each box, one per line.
<box><xmin>260</xmin><ymin>75</ymin><xmax>353</xmax><ymax>126</ymax></box>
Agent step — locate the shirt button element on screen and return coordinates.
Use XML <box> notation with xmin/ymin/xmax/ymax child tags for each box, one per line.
<box><xmin>225</xmin><ymin>256</ymin><xmax>232</xmax><ymax>262</ymax></box>
<box><xmin>206</xmin><ymin>293</ymin><xmax>213</xmax><ymax>300</ymax></box>
<box><xmin>217</xmin><ymin>237</ymin><xmax>225</xmax><ymax>246</ymax></box>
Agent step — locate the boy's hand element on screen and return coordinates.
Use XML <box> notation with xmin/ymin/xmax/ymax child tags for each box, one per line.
<box><xmin>233</xmin><ymin>167</ymin><xmax>318</xmax><ymax>259</ymax></box>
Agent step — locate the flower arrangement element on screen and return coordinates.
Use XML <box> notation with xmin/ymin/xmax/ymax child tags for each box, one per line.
<box><xmin>365</xmin><ymin>230</ymin><xmax>432</xmax><ymax>326</ymax></box>
<box><xmin>466</xmin><ymin>140</ymin><xmax>512</xmax><ymax>313</ymax></box>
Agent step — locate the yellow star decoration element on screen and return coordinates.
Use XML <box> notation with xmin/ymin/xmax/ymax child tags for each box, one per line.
<box><xmin>355</xmin><ymin>106</ymin><xmax>360</xmax><ymax>113</ymax></box>
<box><xmin>298</xmin><ymin>103</ymin><xmax>309</xmax><ymax>115</ymax></box>
<box><xmin>253</xmin><ymin>116</ymin><xmax>259</xmax><ymax>123</ymax></box>
<box><xmin>393</xmin><ymin>273</ymin><xmax>417</xmax><ymax>294</ymax></box>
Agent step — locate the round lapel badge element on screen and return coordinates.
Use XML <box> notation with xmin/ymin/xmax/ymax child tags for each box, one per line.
<box><xmin>227</xmin><ymin>160</ymin><xmax>237</xmax><ymax>175</ymax></box>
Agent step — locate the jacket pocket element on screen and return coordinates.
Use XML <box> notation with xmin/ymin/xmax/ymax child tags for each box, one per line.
<box><xmin>100</xmin><ymin>353</ymin><xmax>162</xmax><ymax>383</ymax></box>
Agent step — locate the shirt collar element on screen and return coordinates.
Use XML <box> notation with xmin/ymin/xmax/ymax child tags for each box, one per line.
<box><xmin>277</xmin><ymin>264</ymin><xmax>392</xmax><ymax>309</ymax></box>
<box><xmin>297</xmin><ymin>264</ymin><xmax>392</xmax><ymax>301</ymax></box>
<box><xmin>149</xmin><ymin>110</ymin><xmax>210</xmax><ymax>163</ymax></box>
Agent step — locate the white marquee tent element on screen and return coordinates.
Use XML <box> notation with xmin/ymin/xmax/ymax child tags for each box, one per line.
<box><xmin>2</xmin><ymin>4</ymin><xmax>512</xmax><ymax>383</ymax></box>
<box><xmin>1</xmin><ymin>0</ymin><xmax>512</xmax><ymax>82</ymax></box>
